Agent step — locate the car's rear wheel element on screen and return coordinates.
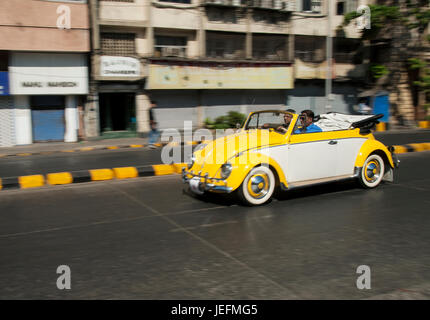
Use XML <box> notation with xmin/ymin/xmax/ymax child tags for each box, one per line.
<box><xmin>238</xmin><ymin>165</ymin><xmax>275</xmax><ymax>206</ymax></box>
<box><xmin>358</xmin><ymin>154</ymin><xmax>385</xmax><ymax>188</ymax></box>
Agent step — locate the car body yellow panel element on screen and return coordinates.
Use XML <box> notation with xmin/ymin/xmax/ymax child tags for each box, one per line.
<box><xmin>354</xmin><ymin>139</ymin><xmax>395</xmax><ymax>168</ymax></box>
<box><xmin>221</xmin><ymin>152</ymin><xmax>288</xmax><ymax>192</ymax></box>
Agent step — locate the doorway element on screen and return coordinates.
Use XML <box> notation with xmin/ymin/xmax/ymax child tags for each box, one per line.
<box><xmin>99</xmin><ymin>92</ymin><xmax>136</xmax><ymax>137</ymax></box>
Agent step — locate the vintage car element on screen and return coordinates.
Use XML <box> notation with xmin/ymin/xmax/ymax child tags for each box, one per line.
<box><xmin>182</xmin><ymin>110</ymin><xmax>400</xmax><ymax>206</ymax></box>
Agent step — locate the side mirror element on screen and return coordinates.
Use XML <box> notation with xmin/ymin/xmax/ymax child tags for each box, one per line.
<box><xmin>236</xmin><ymin>123</ymin><xmax>241</xmax><ymax>129</ymax></box>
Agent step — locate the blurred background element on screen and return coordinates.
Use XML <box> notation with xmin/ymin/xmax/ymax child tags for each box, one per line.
<box><xmin>0</xmin><ymin>0</ymin><xmax>429</xmax><ymax>146</ymax></box>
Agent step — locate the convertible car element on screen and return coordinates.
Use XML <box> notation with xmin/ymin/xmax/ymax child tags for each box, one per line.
<box><xmin>182</xmin><ymin>110</ymin><xmax>400</xmax><ymax>206</ymax></box>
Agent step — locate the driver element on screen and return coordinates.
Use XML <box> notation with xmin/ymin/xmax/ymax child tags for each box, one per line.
<box><xmin>276</xmin><ymin>108</ymin><xmax>296</xmax><ymax>134</ymax></box>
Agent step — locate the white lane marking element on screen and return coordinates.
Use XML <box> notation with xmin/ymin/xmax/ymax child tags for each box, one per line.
<box><xmin>0</xmin><ymin>205</ymin><xmax>228</xmax><ymax>239</ymax></box>
<box><xmin>169</xmin><ymin>220</ymin><xmax>239</xmax><ymax>232</ymax></box>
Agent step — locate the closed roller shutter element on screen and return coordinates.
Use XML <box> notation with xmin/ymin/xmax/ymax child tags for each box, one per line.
<box><xmin>0</xmin><ymin>96</ymin><xmax>15</xmax><ymax>147</ymax></box>
<box><xmin>31</xmin><ymin>96</ymin><xmax>65</xmax><ymax>142</ymax></box>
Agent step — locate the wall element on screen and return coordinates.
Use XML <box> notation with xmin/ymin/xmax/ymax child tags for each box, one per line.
<box><xmin>99</xmin><ymin>0</ymin><xmax>148</xmax><ymax>23</ymax></box>
<box><xmin>0</xmin><ymin>0</ymin><xmax>90</xmax><ymax>52</ymax></box>
<box><xmin>286</xmin><ymin>83</ymin><xmax>358</xmax><ymax>115</ymax></box>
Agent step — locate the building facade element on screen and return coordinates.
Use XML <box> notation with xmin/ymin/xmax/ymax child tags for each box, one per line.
<box><xmin>0</xmin><ymin>0</ymin><xmax>90</xmax><ymax>146</ymax></box>
<box><xmin>86</xmin><ymin>0</ymin><xmax>366</xmax><ymax>137</ymax></box>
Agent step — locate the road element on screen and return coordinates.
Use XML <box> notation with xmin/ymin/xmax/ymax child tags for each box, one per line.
<box><xmin>0</xmin><ymin>151</ymin><xmax>429</xmax><ymax>299</ymax></box>
<box><xmin>0</xmin><ymin>130</ymin><xmax>429</xmax><ymax>178</ymax></box>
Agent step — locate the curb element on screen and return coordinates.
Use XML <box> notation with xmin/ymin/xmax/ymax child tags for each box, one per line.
<box><xmin>0</xmin><ymin>163</ymin><xmax>187</xmax><ymax>191</ymax></box>
<box><xmin>392</xmin><ymin>142</ymin><xmax>430</xmax><ymax>154</ymax></box>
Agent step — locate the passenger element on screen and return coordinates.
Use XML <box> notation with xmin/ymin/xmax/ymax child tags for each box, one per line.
<box><xmin>294</xmin><ymin>110</ymin><xmax>322</xmax><ymax>134</ymax></box>
<box><xmin>276</xmin><ymin>108</ymin><xmax>296</xmax><ymax>134</ymax></box>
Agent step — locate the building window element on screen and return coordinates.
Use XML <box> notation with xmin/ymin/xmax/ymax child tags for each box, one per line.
<box><xmin>253</xmin><ymin>35</ymin><xmax>288</xmax><ymax>61</ymax></box>
<box><xmin>334</xmin><ymin>38</ymin><xmax>362</xmax><ymax>63</ymax></box>
<box><xmin>0</xmin><ymin>52</ymin><xmax>8</xmax><ymax>71</ymax></box>
<box><xmin>206</xmin><ymin>32</ymin><xmax>246</xmax><ymax>60</ymax></box>
<box><xmin>154</xmin><ymin>36</ymin><xmax>187</xmax><ymax>58</ymax></box>
<box><xmin>302</xmin><ymin>0</ymin><xmax>322</xmax><ymax>13</ymax></box>
<box><xmin>295</xmin><ymin>35</ymin><xmax>326</xmax><ymax>63</ymax></box>
<box><xmin>337</xmin><ymin>1</ymin><xmax>345</xmax><ymax>15</ymax></box>
<box><xmin>101</xmin><ymin>33</ymin><xmax>136</xmax><ymax>56</ymax></box>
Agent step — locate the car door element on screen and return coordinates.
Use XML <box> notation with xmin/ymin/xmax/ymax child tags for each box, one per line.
<box><xmin>335</xmin><ymin>137</ymin><xmax>367</xmax><ymax>176</ymax></box>
<box><xmin>285</xmin><ymin>132</ymin><xmax>338</xmax><ymax>183</ymax></box>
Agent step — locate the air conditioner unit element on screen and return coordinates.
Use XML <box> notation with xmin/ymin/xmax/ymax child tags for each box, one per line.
<box><xmin>161</xmin><ymin>47</ymin><xmax>185</xmax><ymax>58</ymax></box>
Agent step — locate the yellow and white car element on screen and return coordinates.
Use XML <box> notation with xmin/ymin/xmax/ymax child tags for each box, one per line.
<box><xmin>182</xmin><ymin>110</ymin><xmax>399</xmax><ymax>206</ymax></box>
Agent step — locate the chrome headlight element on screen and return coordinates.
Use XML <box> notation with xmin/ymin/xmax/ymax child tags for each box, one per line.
<box><xmin>187</xmin><ymin>156</ymin><xmax>195</xmax><ymax>170</ymax></box>
<box><xmin>221</xmin><ymin>163</ymin><xmax>232</xmax><ymax>179</ymax></box>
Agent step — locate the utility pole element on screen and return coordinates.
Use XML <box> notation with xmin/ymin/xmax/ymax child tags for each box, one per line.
<box><xmin>325</xmin><ymin>0</ymin><xmax>332</xmax><ymax>112</ymax></box>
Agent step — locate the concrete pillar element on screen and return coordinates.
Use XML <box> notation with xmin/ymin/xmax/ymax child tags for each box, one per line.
<box><xmin>136</xmin><ymin>92</ymin><xmax>151</xmax><ymax>133</ymax></box>
<box><xmin>246</xmin><ymin>9</ymin><xmax>252</xmax><ymax>59</ymax></box>
<box><xmin>65</xmin><ymin>96</ymin><xmax>78</xmax><ymax>142</ymax></box>
<box><xmin>198</xmin><ymin>4</ymin><xmax>206</xmax><ymax>58</ymax></box>
<box><xmin>14</xmin><ymin>96</ymin><xmax>32</xmax><ymax>145</ymax></box>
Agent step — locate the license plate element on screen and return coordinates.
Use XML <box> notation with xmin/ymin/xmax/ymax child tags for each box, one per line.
<box><xmin>189</xmin><ymin>177</ymin><xmax>203</xmax><ymax>195</ymax></box>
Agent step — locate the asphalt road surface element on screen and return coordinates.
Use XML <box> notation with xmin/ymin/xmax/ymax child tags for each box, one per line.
<box><xmin>0</xmin><ymin>151</ymin><xmax>429</xmax><ymax>299</ymax></box>
<box><xmin>0</xmin><ymin>130</ymin><xmax>429</xmax><ymax>178</ymax></box>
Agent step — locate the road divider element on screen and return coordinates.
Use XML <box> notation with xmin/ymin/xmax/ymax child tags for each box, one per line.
<box><xmin>0</xmin><ymin>164</ymin><xmax>187</xmax><ymax>191</ymax></box>
<box><xmin>391</xmin><ymin>142</ymin><xmax>430</xmax><ymax>154</ymax></box>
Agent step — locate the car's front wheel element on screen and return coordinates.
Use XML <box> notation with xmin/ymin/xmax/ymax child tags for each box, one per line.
<box><xmin>238</xmin><ymin>165</ymin><xmax>275</xmax><ymax>206</ymax></box>
<box><xmin>358</xmin><ymin>154</ymin><xmax>385</xmax><ymax>188</ymax></box>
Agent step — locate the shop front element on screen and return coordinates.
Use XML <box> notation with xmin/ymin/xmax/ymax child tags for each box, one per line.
<box><xmin>9</xmin><ymin>52</ymin><xmax>88</xmax><ymax>144</ymax></box>
<box><xmin>96</xmin><ymin>56</ymin><xmax>141</xmax><ymax>138</ymax></box>
<box><xmin>145</xmin><ymin>60</ymin><xmax>294</xmax><ymax>129</ymax></box>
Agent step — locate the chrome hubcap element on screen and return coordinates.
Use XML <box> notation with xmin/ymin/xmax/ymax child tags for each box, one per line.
<box><xmin>365</xmin><ymin>161</ymin><xmax>380</xmax><ymax>183</ymax></box>
<box><xmin>248</xmin><ymin>174</ymin><xmax>269</xmax><ymax>199</ymax></box>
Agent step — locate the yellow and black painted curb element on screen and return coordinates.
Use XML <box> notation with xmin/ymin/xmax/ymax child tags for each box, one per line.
<box><xmin>392</xmin><ymin>142</ymin><xmax>430</xmax><ymax>154</ymax></box>
<box><xmin>0</xmin><ymin>141</ymin><xmax>203</xmax><ymax>158</ymax></box>
<box><xmin>0</xmin><ymin>163</ymin><xmax>187</xmax><ymax>191</ymax></box>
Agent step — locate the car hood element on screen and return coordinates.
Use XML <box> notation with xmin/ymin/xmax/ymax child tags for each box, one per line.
<box><xmin>193</xmin><ymin>129</ymin><xmax>286</xmax><ymax>171</ymax></box>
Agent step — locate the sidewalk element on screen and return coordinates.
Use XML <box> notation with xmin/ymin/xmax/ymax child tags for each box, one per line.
<box><xmin>0</xmin><ymin>137</ymin><xmax>150</xmax><ymax>156</ymax></box>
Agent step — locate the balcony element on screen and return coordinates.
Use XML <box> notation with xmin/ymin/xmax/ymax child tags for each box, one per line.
<box><xmin>206</xmin><ymin>32</ymin><xmax>246</xmax><ymax>60</ymax></box>
<box><xmin>203</xmin><ymin>0</ymin><xmax>295</xmax><ymax>11</ymax></box>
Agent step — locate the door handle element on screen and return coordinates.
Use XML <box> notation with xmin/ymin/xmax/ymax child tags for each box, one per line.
<box><xmin>328</xmin><ymin>140</ymin><xmax>338</xmax><ymax>145</ymax></box>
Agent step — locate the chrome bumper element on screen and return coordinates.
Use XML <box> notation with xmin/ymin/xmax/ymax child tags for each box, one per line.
<box><xmin>182</xmin><ymin>168</ymin><xmax>233</xmax><ymax>193</ymax></box>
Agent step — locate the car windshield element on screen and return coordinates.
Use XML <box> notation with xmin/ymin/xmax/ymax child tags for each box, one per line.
<box><xmin>245</xmin><ymin>111</ymin><xmax>294</xmax><ymax>130</ymax></box>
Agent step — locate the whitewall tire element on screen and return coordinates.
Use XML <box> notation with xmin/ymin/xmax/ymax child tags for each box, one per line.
<box><xmin>238</xmin><ymin>165</ymin><xmax>275</xmax><ymax>206</ymax></box>
<box><xmin>359</xmin><ymin>154</ymin><xmax>385</xmax><ymax>188</ymax></box>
